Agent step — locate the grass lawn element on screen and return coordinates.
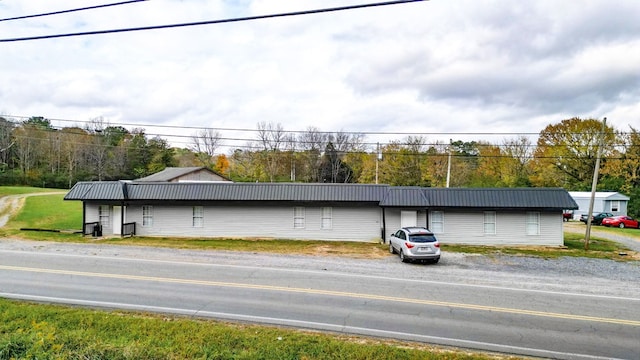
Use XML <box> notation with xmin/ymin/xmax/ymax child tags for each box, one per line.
<box><xmin>0</xmin><ymin>298</ymin><xmax>509</xmax><ymax>360</ymax></box>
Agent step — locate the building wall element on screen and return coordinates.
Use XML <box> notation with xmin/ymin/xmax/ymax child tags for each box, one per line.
<box><xmin>426</xmin><ymin>209</ymin><xmax>563</xmax><ymax>246</ymax></box>
<box><xmin>570</xmin><ymin>193</ymin><xmax>629</xmax><ymax>217</ymax></box>
<box><xmin>382</xmin><ymin>209</ymin><xmax>428</xmax><ymax>242</ymax></box>
<box><xmin>85</xmin><ymin>204</ymin><xmax>562</xmax><ymax>246</ymax></box>
<box><xmin>121</xmin><ymin>204</ymin><xmax>382</xmax><ymax>242</ymax></box>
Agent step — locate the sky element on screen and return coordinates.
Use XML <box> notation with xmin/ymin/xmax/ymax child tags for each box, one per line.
<box><xmin>1</xmin><ymin>0</ymin><xmax>639</xmax><ymax>152</ymax></box>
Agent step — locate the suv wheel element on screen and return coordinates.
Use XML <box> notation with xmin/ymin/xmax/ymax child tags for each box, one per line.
<box><xmin>389</xmin><ymin>243</ymin><xmax>395</xmax><ymax>254</ymax></box>
<box><xmin>399</xmin><ymin>250</ymin><xmax>408</xmax><ymax>263</ymax></box>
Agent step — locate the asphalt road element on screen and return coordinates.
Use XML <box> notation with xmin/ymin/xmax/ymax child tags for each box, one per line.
<box><xmin>1</xmin><ymin>239</ymin><xmax>639</xmax><ymax>360</ymax></box>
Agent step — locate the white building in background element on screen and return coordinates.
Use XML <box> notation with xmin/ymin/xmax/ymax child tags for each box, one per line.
<box><xmin>568</xmin><ymin>191</ymin><xmax>630</xmax><ymax>218</ymax></box>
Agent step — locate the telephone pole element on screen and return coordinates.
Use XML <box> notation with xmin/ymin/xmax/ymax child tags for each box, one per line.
<box><xmin>584</xmin><ymin>117</ymin><xmax>607</xmax><ymax>250</ymax></box>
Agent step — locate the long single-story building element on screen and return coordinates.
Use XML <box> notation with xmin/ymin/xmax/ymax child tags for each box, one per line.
<box><xmin>64</xmin><ymin>181</ymin><xmax>577</xmax><ymax>246</ymax></box>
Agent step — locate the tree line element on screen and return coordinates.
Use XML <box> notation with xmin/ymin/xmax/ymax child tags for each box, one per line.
<box><xmin>1</xmin><ymin>116</ymin><xmax>638</xmax><ymax>216</ymax></box>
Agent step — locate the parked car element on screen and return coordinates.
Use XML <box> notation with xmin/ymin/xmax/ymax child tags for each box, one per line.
<box><xmin>389</xmin><ymin>227</ymin><xmax>440</xmax><ymax>264</ymax></box>
<box><xmin>563</xmin><ymin>210</ymin><xmax>574</xmax><ymax>221</ymax></box>
<box><xmin>579</xmin><ymin>212</ymin><xmax>614</xmax><ymax>225</ymax></box>
<box><xmin>601</xmin><ymin>215</ymin><xmax>639</xmax><ymax>229</ymax></box>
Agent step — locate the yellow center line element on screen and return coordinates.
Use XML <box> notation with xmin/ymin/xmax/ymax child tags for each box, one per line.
<box><xmin>2</xmin><ymin>264</ymin><xmax>639</xmax><ymax>326</ymax></box>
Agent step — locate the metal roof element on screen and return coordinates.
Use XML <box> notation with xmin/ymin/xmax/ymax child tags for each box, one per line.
<box><xmin>65</xmin><ymin>182</ymin><xmax>389</xmax><ymax>202</ymax></box>
<box><xmin>135</xmin><ymin>167</ymin><xmax>230</xmax><ymax>182</ymax></box>
<box><xmin>64</xmin><ymin>182</ymin><xmax>578</xmax><ymax>209</ymax></box>
<box><xmin>380</xmin><ymin>187</ymin><xmax>429</xmax><ymax>207</ymax></box>
<box><xmin>427</xmin><ymin>188</ymin><xmax>578</xmax><ymax>209</ymax></box>
<box><xmin>568</xmin><ymin>191</ymin><xmax>630</xmax><ymax>201</ymax></box>
<box><xmin>64</xmin><ymin>181</ymin><xmax>127</xmax><ymax>201</ymax></box>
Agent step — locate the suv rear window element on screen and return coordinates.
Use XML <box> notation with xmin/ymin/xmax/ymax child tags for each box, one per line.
<box><xmin>409</xmin><ymin>234</ymin><xmax>437</xmax><ymax>243</ymax></box>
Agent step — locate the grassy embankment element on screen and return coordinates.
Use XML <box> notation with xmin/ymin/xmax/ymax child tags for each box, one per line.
<box><xmin>0</xmin><ymin>297</ymin><xmax>514</xmax><ymax>360</ymax></box>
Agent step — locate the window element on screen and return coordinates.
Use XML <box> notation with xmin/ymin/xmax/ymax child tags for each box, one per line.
<box><xmin>526</xmin><ymin>212</ymin><xmax>540</xmax><ymax>235</ymax></box>
<box><xmin>321</xmin><ymin>207</ymin><xmax>332</xmax><ymax>229</ymax></box>
<box><xmin>484</xmin><ymin>211</ymin><xmax>496</xmax><ymax>235</ymax></box>
<box><xmin>430</xmin><ymin>211</ymin><xmax>444</xmax><ymax>233</ymax></box>
<box><xmin>611</xmin><ymin>201</ymin><xmax>620</xmax><ymax>212</ymax></box>
<box><xmin>99</xmin><ymin>205</ymin><xmax>110</xmax><ymax>227</ymax></box>
<box><xmin>294</xmin><ymin>207</ymin><xmax>305</xmax><ymax>229</ymax></box>
<box><xmin>142</xmin><ymin>206</ymin><xmax>153</xmax><ymax>227</ymax></box>
<box><xmin>193</xmin><ymin>206</ymin><xmax>204</xmax><ymax>227</ymax></box>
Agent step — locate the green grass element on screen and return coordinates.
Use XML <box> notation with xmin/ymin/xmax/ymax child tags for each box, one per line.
<box><xmin>591</xmin><ymin>225</ymin><xmax>640</xmax><ymax>237</ymax></box>
<box><xmin>442</xmin><ymin>232</ymin><xmax>633</xmax><ymax>261</ymax></box>
<box><xmin>0</xmin><ymin>299</ymin><xmax>509</xmax><ymax>360</ymax></box>
<box><xmin>10</xmin><ymin>193</ymin><xmax>80</xmax><ymax>230</ymax></box>
<box><xmin>0</xmin><ymin>186</ymin><xmax>65</xmax><ymax>197</ymax></box>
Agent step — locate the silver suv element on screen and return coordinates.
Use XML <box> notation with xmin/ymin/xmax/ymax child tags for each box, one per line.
<box><xmin>389</xmin><ymin>227</ymin><xmax>441</xmax><ymax>264</ymax></box>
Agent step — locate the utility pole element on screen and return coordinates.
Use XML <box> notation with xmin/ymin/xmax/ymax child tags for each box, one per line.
<box><xmin>375</xmin><ymin>142</ymin><xmax>382</xmax><ymax>184</ymax></box>
<box><xmin>446</xmin><ymin>139</ymin><xmax>452</xmax><ymax>188</ymax></box>
<box><xmin>584</xmin><ymin>117</ymin><xmax>607</xmax><ymax>250</ymax></box>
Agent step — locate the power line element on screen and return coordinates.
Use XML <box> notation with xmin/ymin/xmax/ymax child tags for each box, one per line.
<box><xmin>0</xmin><ymin>0</ymin><xmax>427</xmax><ymax>42</ymax></box>
<box><xmin>0</xmin><ymin>0</ymin><xmax>148</xmax><ymax>23</ymax></box>
<box><xmin>0</xmin><ymin>114</ymin><xmax>543</xmax><ymax>137</ymax></box>
<box><xmin>3</xmin><ymin>114</ymin><xmax>638</xmax><ymax>152</ymax></box>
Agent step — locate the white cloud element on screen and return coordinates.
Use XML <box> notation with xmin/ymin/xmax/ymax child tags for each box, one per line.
<box><xmin>1</xmin><ymin>0</ymin><xmax>638</xmax><ymax>150</ymax></box>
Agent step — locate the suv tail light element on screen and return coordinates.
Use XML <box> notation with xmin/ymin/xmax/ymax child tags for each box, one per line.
<box><xmin>405</xmin><ymin>242</ymin><xmax>415</xmax><ymax>249</ymax></box>
<box><xmin>434</xmin><ymin>243</ymin><xmax>440</xmax><ymax>248</ymax></box>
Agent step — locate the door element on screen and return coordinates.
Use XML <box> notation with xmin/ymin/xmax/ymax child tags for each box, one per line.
<box><xmin>113</xmin><ymin>206</ymin><xmax>121</xmax><ymax>235</ymax></box>
<box><xmin>401</xmin><ymin>210</ymin><xmax>417</xmax><ymax>227</ymax></box>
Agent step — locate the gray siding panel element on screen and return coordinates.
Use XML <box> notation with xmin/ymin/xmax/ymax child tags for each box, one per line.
<box><xmin>383</xmin><ymin>209</ymin><xmax>428</xmax><ymax>241</ymax></box>
<box><xmin>432</xmin><ymin>210</ymin><xmax>562</xmax><ymax>246</ymax></box>
<box><xmin>127</xmin><ymin>204</ymin><xmax>381</xmax><ymax>242</ymax></box>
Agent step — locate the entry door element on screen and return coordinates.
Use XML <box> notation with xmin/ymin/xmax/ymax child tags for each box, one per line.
<box><xmin>113</xmin><ymin>206</ymin><xmax>121</xmax><ymax>235</ymax></box>
<box><xmin>401</xmin><ymin>210</ymin><xmax>417</xmax><ymax>227</ymax></box>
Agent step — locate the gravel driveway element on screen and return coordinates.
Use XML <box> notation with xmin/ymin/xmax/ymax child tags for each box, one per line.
<box><xmin>1</xmin><ymin>236</ymin><xmax>638</xmax><ymax>300</ymax></box>
<box><xmin>564</xmin><ymin>221</ymin><xmax>640</xmax><ymax>252</ymax></box>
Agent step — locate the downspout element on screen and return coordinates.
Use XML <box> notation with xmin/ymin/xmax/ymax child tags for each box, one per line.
<box><xmin>120</xmin><ymin>201</ymin><xmax>124</xmax><ymax>237</ymax></box>
<box><xmin>425</xmin><ymin>208</ymin><xmax>429</xmax><ymax>229</ymax></box>
<box><xmin>381</xmin><ymin>207</ymin><xmax>386</xmax><ymax>244</ymax></box>
<box><xmin>82</xmin><ymin>202</ymin><xmax>86</xmax><ymax>236</ymax></box>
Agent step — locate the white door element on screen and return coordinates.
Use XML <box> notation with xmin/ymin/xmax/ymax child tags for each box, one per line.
<box><xmin>113</xmin><ymin>206</ymin><xmax>121</xmax><ymax>235</ymax></box>
<box><xmin>401</xmin><ymin>210</ymin><xmax>417</xmax><ymax>227</ymax></box>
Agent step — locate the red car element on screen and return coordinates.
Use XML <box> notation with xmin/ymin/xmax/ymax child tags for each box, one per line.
<box><xmin>601</xmin><ymin>216</ymin><xmax>639</xmax><ymax>229</ymax></box>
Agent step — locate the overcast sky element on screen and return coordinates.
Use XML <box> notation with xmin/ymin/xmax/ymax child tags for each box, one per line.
<box><xmin>1</xmin><ymin>0</ymin><xmax>639</xmax><ymax>151</ymax></box>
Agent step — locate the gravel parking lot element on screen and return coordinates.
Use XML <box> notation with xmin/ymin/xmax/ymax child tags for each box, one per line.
<box><xmin>1</xmin><ymin>237</ymin><xmax>638</xmax><ymax>300</ymax></box>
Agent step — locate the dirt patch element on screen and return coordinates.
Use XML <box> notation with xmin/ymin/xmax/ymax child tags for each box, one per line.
<box><xmin>309</xmin><ymin>244</ymin><xmax>389</xmax><ymax>259</ymax></box>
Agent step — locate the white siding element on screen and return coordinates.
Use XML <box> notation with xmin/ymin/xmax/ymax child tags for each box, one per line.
<box><xmin>383</xmin><ymin>209</ymin><xmax>428</xmax><ymax>242</ymax></box>
<box><xmin>85</xmin><ymin>204</ymin><xmax>113</xmax><ymax>235</ymax></box>
<box><xmin>126</xmin><ymin>204</ymin><xmax>382</xmax><ymax>242</ymax></box>
<box><xmin>85</xmin><ymin>203</ymin><xmax>563</xmax><ymax>245</ymax></box>
<box><xmin>431</xmin><ymin>210</ymin><xmax>562</xmax><ymax>246</ymax></box>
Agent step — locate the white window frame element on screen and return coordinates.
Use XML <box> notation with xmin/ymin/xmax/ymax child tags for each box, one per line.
<box><xmin>294</xmin><ymin>207</ymin><xmax>305</xmax><ymax>229</ymax></box>
<box><xmin>99</xmin><ymin>205</ymin><xmax>110</xmax><ymax>227</ymax></box>
<box><xmin>193</xmin><ymin>206</ymin><xmax>204</xmax><ymax>228</ymax></box>
<box><xmin>526</xmin><ymin>211</ymin><xmax>540</xmax><ymax>236</ymax></box>
<box><xmin>321</xmin><ymin>207</ymin><xmax>332</xmax><ymax>230</ymax></box>
<box><xmin>611</xmin><ymin>200</ymin><xmax>620</xmax><ymax>212</ymax></box>
<box><xmin>142</xmin><ymin>205</ymin><xmax>153</xmax><ymax>227</ymax></box>
<box><xmin>483</xmin><ymin>211</ymin><xmax>496</xmax><ymax>235</ymax></box>
<box><xmin>430</xmin><ymin>211</ymin><xmax>444</xmax><ymax>233</ymax></box>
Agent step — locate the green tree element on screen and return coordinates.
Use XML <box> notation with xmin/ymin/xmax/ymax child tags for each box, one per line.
<box><xmin>319</xmin><ymin>142</ymin><xmax>353</xmax><ymax>183</ymax></box>
<box><xmin>530</xmin><ymin>117</ymin><xmax>617</xmax><ymax>189</ymax></box>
